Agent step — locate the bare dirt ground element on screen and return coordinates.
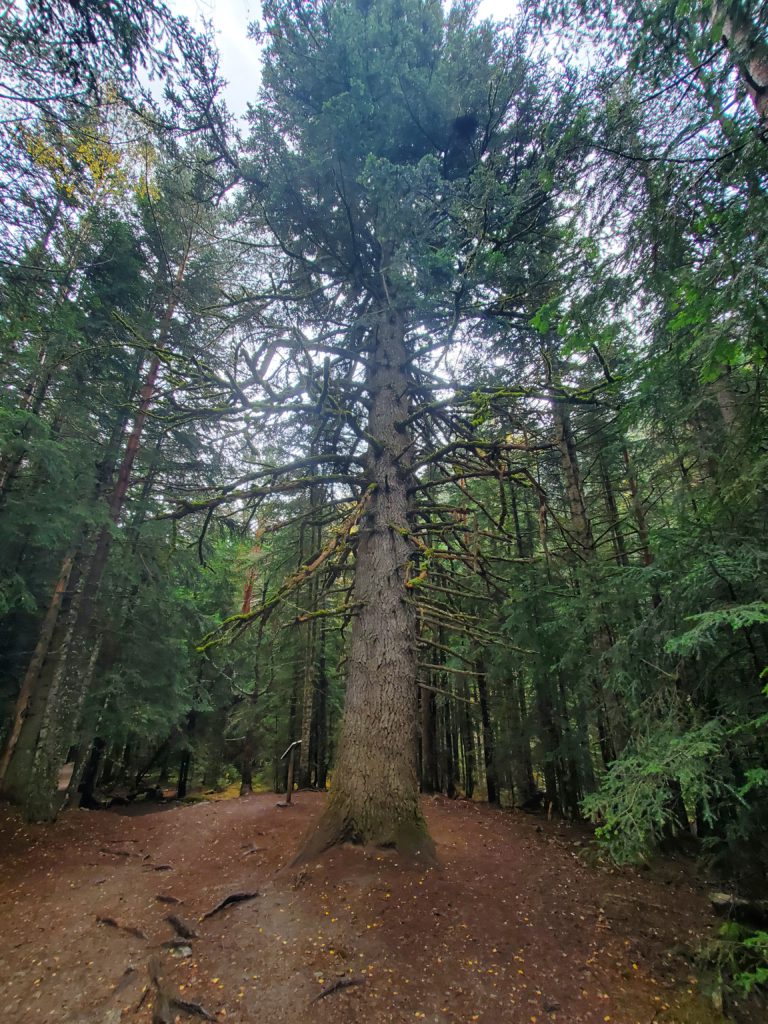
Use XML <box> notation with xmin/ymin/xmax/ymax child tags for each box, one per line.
<box><xmin>0</xmin><ymin>792</ymin><xmax>748</xmax><ymax>1024</ymax></box>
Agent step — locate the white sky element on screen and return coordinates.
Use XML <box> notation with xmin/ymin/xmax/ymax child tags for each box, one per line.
<box><xmin>171</xmin><ymin>0</ymin><xmax>515</xmax><ymax>117</ymax></box>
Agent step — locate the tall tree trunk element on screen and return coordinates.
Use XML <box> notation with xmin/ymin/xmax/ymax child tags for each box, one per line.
<box><xmin>202</xmin><ymin>711</ymin><xmax>227</xmax><ymax>790</ymax></box>
<box><xmin>0</xmin><ymin>549</ymin><xmax>76</xmax><ymax>787</ymax></box>
<box><xmin>622</xmin><ymin>446</ymin><xmax>655</xmax><ymax>568</ymax></box>
<box><xmin>551</xmin><ymin>391</ymin><xmax>630</xmax><ymax>761</ymax></box>
<box><xmin>458</xmin><ymin>678</ymin><xmax>475</xmax><ymax>799</ymax></box>
<box><xmin>556</xmin><ymin>676</ymin><xmax>582</xmax><ymax>819</ymax></box>
<box><xmin>298</xmin><ymin>492</ymin><xmax>322</xmax><ymax>788</ymax></box>
<box><xmin>78</xmin><ymin>737</ymin><xmax>106</xmax><ymax>809</ymax></box>
<box><xmin>0</xmin><ymin>352</ymin><xmax>141</xmax><ymax>788</ymax></box>
<box><xmin>419</xmin><ymin>682</ymin><xmax>438</xmax><ymax>793</ymax></box>
<box><xmin>0</xmin><ymin>551</ymin><xmax>91</xmax><ymax>805</ymax></box>
<box><xmin>551</xmin><ymin>398</ymin><xmax>593</xmax><ymax>554</ymax></box>
<box><xmin>284</xmin><ymin>659</ymin><xmax>300</xmax><ymax>792</ymax></box>
<box><xmin>177</xmin><ymin>751</ymin><xmax>191</xmax><ymax>800</ymax></box>
<box><xmin>296</xmin><ymin>308</ymin><xmax>432</xmax><ymax>861</ymax></box>
<box><xmin>298</xmin><ymin>597</ymin><xmax>318</xmax><ymax>788</ymax></box>
<box><xmin>439</xmin><ymin>696</ymin><xmax>458</xmax><ymax>798</ymax></box>
<box><xmin>600</xmin><ymin>456</ymin><xmax>629</xmax><ymax>567</ymax></box>
<box><xmin>476</xmin><ymin>661</ymin><xmax>499</xmax><ymax>806</ymax></box>
<box><xmin>509</xmin><ymin>674</ymin><xmax>537</xmax><ymax>806</ymax></box>
<box><xmin>711</xmin><ymin>369</ymin><xmax>738</xmax><ymax>435</ymax></box>
<box><xmin>7</xmin><ymin>251</ymin><xmax>190</xmax><ymax>820</ymax></box>
<box><xmin>240</xmin><ymin>730</ymin><xmax>255</xmax><ymax>796</ymax></box>
<box><xmin>314</xmin><ymin>618</ymin><xmax>329</xmax><ymax>790</ymax></box>
<box><xmin>536</xmin><ymin>685</ymin><xmax>561</xmax><ymax>813</ymax></box>
<box><xmin>63</xmin><ymin>446</ymin><xmax>165</xmax><ymax>806</ymax></box>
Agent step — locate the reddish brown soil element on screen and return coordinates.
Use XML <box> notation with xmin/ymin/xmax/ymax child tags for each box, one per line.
<box><xmin>0</xmin><ymin>793</ymin><xmax>743</xmax><ymax>1024</ymax></box>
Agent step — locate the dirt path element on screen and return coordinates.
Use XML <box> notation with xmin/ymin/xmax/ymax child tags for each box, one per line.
<box><xmin>0</xmin><ymin>793</ymin><xmax>739</xmax><ymax>1023</ymax></box>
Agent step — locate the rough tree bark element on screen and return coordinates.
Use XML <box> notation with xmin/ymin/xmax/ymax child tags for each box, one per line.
<box><xmin>298</xmin><ymin>592</ymin><xmax>318</xmax><ymax>788</ymax></box>
<box><xmin>294</xmin><ymin>307</ymin><xmax>434</xmax><ymax>862</ymax></box>
<box><xmin>713</xmin><ymin>1</ymin><xmax>768</xmax><ymax>134</ymax></box>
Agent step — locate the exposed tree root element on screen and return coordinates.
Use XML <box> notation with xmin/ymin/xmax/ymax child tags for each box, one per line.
<box><xmin>96</xmin><ymin>915</ymin><xmax>147</xmax><ymax>940</ymax></box>
<box><xmin>310</xmin><ymin>975</ymin><xmax>365</xmax><ymax>1003</ymax></box>
<box><xmin>165</xmin><ymin>914</ymin><xmax>198</xmax><ymax>939</ymax></box>
<box><xmin>201</xmin><ymin>891</ymin><xmax>259</xmax><ymax>920</ymax></box>
<box><xmin>148</xmin><ymin>955</ymin><xmax>215</xmax><ymax>1022</ymax></box>
<box><xmin>291</xmin><ymin>796</ymin><xmax>437</xmax><ymax>866</ymax></box>
<box><xmin>112</xmin><ymin>966</ymin><xmax>138</xmax><ymax>995</ymax></box>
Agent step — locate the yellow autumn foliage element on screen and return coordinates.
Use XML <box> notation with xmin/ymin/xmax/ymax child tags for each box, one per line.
<box><xmin>17</xmin><ymin>112</ymin><xmax>129</xmax><ymax>203</ymax></box>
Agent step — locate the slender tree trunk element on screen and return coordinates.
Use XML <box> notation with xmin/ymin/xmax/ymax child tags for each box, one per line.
<box><xmin>551</xmin><ymin>398</ymin><xmax>593</xmax><ymax>553</ymax></box>
<box><xmin>285</xmin><ymin>662</ymin><xmax>300</xmax><ymax>793</ymax></box>
<box><xmin>0</xmin><ymin>550</ymin><xmax>76</xmax><ymax>787</ymax></box>
<box><xmin>476</xmin><ymin>661</ymin><xmax>499</xmax><ymax>806</ymax></box>
<box><xmin>314</xmin><ymin>619</ymin><xmax>329</xmax><ymax>790</ymax></box>
<box><xmin>573</xmin><ymin>691</ymin><xmax>597</xmax><ymax>796</ymax></box>
<box><xmin>536</xmin><ymin>686</ymin><xmax>561</xmax><ymax>813</ymax></box>
<box><xmin>9</xmin><ymin>256</ymin><xmax>189</xmax><ymax>820</ymax></box>
<box><xmin>296</xmin><ymin>307</ymin><xmax>432</xmax><ymax>861</ymax></box>
<box><xmin>0</xmin><ymin>550</ymin><xmax>92</xmax><ymax>805</ymax></box>
<box><xmin>551</xmin><ymin>392</ymin><xmax>631</xmax><ymax>761</ymax></box>
<box><xmin>419</xmin><ymin>682</ymin><xmax>438</xmax><ymax>793</ymax></box>
<box><xmin>440</xmin><ymin>697</ymin><xmax>458</xmax><ymax>798</ymax></box>
<box><xmin>0</xmin><ymin>205</ymin><xmax>107</xmax><ymax>504</ymax></box>
<box><xmin>0</xmin><ymin>354</ymin><xmax>141</xmax><ymax>793</ymax></box>
<box><xmin>177</xmin><ymin>751</ymin><xmax>191</xmax><ymax>800</ymax></box>
<box><xmin>508</xmin><ymin>483</ymin><xmax>527</xmax><ymax>558</ymax></box>
<box><xmin>19</xmin><ymin>586</ymin><xmax>85</xmax><ymax>821</ymax></box>
<box><xmin>99</xmin><ymin>747</ymin><xmax>121</xmax><ymax>790</ymax></box>
<box><xmin>556</xmin><ymin>676</ymin><xmax>582</xmax><ymax>819</ymax></box>
<box><xmin>299</xmin><ymin>494</ymin><xmax>322</xmax><ymax>788</ymax></box>
<box><xmin>458</xmin><ymin>678</ymin><xmax>475</xmax><ymax>798</ymax></box>
<box><xmin>63</xmin><ymin>447</ymin><xmax>165</xmax><ymax>806</ymax></box>
<box><xmin>622</xmin><ymin>446</ymin><xmax>655</xmax><ymax>567</ymax></box>
<box><xmin>240</xmin><ymin>730</ymin><xmax>255</xmax><ymax>796</ymax></box>
<box><xmin>157</xmin><ymin>747</ymin><xmax>171</xmax><ymax>789</ymax></box>
<box><xmin>298</xmin><ymin>601</ymin><xmax>317</xmax><ymax>788</ymax></box>
<box><xmin>116</xmin><ymin>743</ymin><xmax>133</xmax><ymax>787</ymax></box>
<box><xmin>711</xmin><ymin>369</ymin><xmax>738</xmax><ymax>434</ymax></box>
<box><xmin>202</xmin><ymin>711</ymin><xmax>227</xmax><ymax>790</ymax></box>
<box><xmin>78</xmin><ymin>737</ymin><xmax>106</xmax><ymax>809</ymax></box>
<box><xmin>600</xmin><ymin>456</ymin><xmax>629</xmax><ymax>567</ymax></box>
<box><xmin>509</xmin><ymin>674</ymin><xmax>537</xmax><ymax>805</ymax></box>
<box><xmin>661</xmin><ymin>778</ymin><xmax>689</xmax><ymax>845</ymax></box>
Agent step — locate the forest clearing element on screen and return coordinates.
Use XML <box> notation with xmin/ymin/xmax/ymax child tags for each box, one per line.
<box><xmin>1</xmin><ymin>0</ymin><xmax>767</xmax><ymax>1021</ymax></box>
<box><xmin>0</xmin><ymin>790</ymin><xmax>747</xmax><ymax>1024</ymax></box>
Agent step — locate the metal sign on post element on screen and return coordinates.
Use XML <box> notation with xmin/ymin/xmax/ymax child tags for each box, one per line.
<box><xmin>277</xmin><ymin>739</ymin><xmax>301</xmax><ymax>806</ymax></box>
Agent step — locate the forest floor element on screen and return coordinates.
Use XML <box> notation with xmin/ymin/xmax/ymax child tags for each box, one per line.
<box><xmin>0</xmin><ymin>792</ymin><xmax>753</xmax><ymax>1024</ymax></box>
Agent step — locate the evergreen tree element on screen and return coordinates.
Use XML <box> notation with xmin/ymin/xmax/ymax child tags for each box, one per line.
<box><xmin>174</xmin><ymin>0</ymin><xmax>584</xmax><ymax>857</ymax></box>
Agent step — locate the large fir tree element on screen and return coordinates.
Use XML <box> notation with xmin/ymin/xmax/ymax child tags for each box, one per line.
<box><xmin>183</xmin><ymin>0</ymin><xmax>580</xmax><ymax>856</ymax></box>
